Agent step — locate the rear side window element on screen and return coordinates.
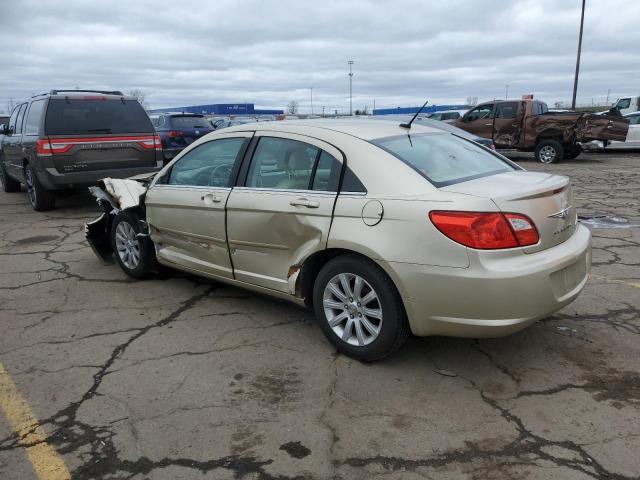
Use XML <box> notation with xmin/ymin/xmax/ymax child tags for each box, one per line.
<box><xmin>24</xmin><ymin>100</ymin><xmax>45</xmax><ymax>135</ymax></box>
<box><xmin>311</xmin><ymin>151</ymin><xmax>341</xmax><ymax>192</ymax></box>
<box><xmin>45</xmin><ymin>99</ymin><xmax>153</xmax><ymax>135</ymax></box>
<box><xmin>495</xmin><ymin>102</ymin><xmax>518</xmax><ymax>119</ymax></box>
<box><xmin>170</xmin><ymin>116</ymin><xmax>210</xmax><ymax>128</ymax></box>
<box><xmin>372</xmin><ymin>133</ymin><xmax>515</xmax><ymax>187</ymax></box>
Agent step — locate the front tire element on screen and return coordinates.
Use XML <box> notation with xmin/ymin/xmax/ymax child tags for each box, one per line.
<box><xmin>313</xmin><ymin>255</ymin><xmax>409</xmax><ymax>361</ymax></box>
<box><xmin>111</xmin><ymin>211</ymin><xmax>158</xmax><ymax>279</ymax></box>
<box><xmin>535</xmin><ymin>139</ymin><xmax>563</xmax><ymax>164</ymax></box>
<box><xmin>24</xmin><ymin>163</ymin><xmax>56</xmax><ymax>210</ymax></box>
<box><xmin>0</xmin><ymin>159</ymin><xmax>21</xmax><ymax>193</ymax></box>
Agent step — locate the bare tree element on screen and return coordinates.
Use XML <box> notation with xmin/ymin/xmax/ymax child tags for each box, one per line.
<box><xmin>465</xmin><ymin>96</ymin><xmax>478</xmax><ymax>106</ymax></box>
<box><xmin>129</xmin><ymin>89</ymin><xmax>149</xmax><ymax>109</ymax></box>
<box><xmin>286</xmin><ymin>101</ymin><xmax>299</xmax><ymax>115</ymax></box>
<box><xmin>5</xmin><ymin>97</ymin><xmax>16</xmax><ymax>114</ymax></box>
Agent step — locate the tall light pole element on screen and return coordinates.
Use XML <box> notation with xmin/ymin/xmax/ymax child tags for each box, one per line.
<box><xmin>310</xmin><ymin>87</ymin><xmax>314</xmax><ymax>115</ymax></box>
<box><xmin>505</xmin><ymin>84</ymin><xmax>510</xmax><ymax>100</ymax></box>
<box><xmin>348</xmin><ymin>60</ymin><xmax>354</xmax><ymax>116</ymax></box>
<box><xmin>572</xmin><ymin>0</ymin><xmax>586</xmax><ymax>110</ymax></box>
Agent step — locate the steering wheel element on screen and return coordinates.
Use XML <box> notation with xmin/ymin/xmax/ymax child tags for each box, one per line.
<box><xmin>209</xmin><ymin>163</ymin><xmax>233</xmax><ymax>187</ymax></box>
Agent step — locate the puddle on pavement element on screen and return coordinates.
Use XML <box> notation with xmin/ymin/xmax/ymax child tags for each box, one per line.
<box><xmin>578</xmin><ymin>214</ymin><xmax>640</xmax><ymax>229</ymax></box>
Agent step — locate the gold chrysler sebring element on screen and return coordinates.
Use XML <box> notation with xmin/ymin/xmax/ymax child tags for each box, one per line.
<box><xmin>86</xmin><ymin>119</ymin><xmax>591</xmax><ymax>360</ymax></box>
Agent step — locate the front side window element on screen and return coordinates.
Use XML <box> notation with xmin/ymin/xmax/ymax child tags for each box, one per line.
<box><xmin>14</xmin><ymin>104</ymin><xmax>28</xmax><ymax>134</ymax></box>
<box><xmin>495</xmin><ymin>102</ymin><xmax>518</xmax><ymax>119</ymax></box>
<box><xmin>372</xmin><ymin>133</ymin><xmax>515</xmax><ymax>187</ymax></box>
<box><xmin>246</xmin><ymin>137</ymin><xmax>319</xmax><ymax>190</ymax></box>
<box><xmin>24</xmin><ymin>100</ymin><xmax>45</xmax><ymax>135</ymax></box>
<box><xmin>8</xmin><ymin>105</ymin><xmax>20</xmax><ymax>133</ymax></box>
<box><xmin>617</xmin><ymin>98</ymin><xmax>631</xmax><ymax>109</ymax></box>
<box><xmin>466</xmin><ymin>104</ymin><xmax>494</xmax><ymax>122</ymax></box>
<box><xmin>168</xmin><ymin>137</ymin><xmax>246</xmax><ymax>187</ymax></box>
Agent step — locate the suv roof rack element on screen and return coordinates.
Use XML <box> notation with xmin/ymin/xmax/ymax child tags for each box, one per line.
<box><xmin>49</xmin><ymin>89</ymin><xmax>124</xmax><ymax>96</ymax></box>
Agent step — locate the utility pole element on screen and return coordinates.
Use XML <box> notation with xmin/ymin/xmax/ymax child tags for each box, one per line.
<box><xmin>322</xmin><ymin>106</ymin><xmax>325</xmax><ymax>118</ymax></box>
<box><xmin>310</xmin><ymin>87</ymin><xmax>314</xmax><ymax>115</ymax></box>
<box><xmin>606</xmin><ymin>89</ymin><xmax>611</xmax><ymax>106</ymax></box>
<box><xmin>348</xmin><ymin>60</ymin><xmax>354</xmax><ymax>116</ymax></box>
<box><xmin>572</xmin><ymin>0</ymin><xmax>586</xmax><ymax>110</ymax></box>
<box><xmin>505</xmin><ymin>84</ymin><xmax>510</xmax><ymax>100</ymax></box>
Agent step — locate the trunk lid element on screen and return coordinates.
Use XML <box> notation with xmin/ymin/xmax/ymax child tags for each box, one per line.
<box><xmin>576</xmin><ymin>114</ymin><xmax>629</xmax><ymax>142</ymax></box>
<box><xmin>442</xmin><ymin>171</ymin><xmax>576</xmax><ymax>253</ymax></box>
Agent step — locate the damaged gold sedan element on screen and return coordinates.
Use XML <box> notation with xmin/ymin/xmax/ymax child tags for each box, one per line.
<box><xmin>86</xmin><ymin>119</ymin><xmax>591</xmax><ymax>360</ymax></box>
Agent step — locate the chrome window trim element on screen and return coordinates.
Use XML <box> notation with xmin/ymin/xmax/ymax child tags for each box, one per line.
<box><xmin>233</xmin><ymin>186</ymin><xmax>336</xmax><ymax>195</ymax></box>
<box><xmin>151</xmin><ymin>184</ymin><xmax>232</xmax><ymax>192</ymax></box>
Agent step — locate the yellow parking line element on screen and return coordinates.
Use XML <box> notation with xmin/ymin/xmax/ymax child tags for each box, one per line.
<box><xmin>0</xmin><ymin>362</ymin><xmax>70</xmax><ymax>480</ymax></box>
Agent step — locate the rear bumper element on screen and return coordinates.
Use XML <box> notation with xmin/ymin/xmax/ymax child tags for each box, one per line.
<box><xmin>387</xmin><ymin>224</ymin><xmax>592</xmax><ymax>337</ymax></box>
<box><xmin>35</xmin><ymin>162</ymin><xmax>162</xmax><ymax>190</ymax></box>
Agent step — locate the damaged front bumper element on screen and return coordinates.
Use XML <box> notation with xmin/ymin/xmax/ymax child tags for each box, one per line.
<box><xmin>85</xmin><ymin>177</ymin><xmax>151</xmax><ymax>265</ymax></box>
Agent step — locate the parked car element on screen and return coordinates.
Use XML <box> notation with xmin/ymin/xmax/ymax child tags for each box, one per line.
<box><xmin>213</xmin><ymin>118</ymin><xmax>256</xmax><ymax>130</ymax></box>
<box><xmin>85</xmin><ymin>119</ymin><xmax>591</xmax><ymax>361</ymax></box>
<box><xmin>453</xmin><ymin>99</ymin><xmax>629</xmax><ymax>163</ymax></box>
<box><xmin>0</xmin><ymin>90</ymin><xmax>162</xmax><ymax>210</ymax></box>
<box><xmin>150</xmin><ymin>113</ymin><xmax>213</xmax><ymax>162</ymax></box>
<box><xmin>427</xmin><ymin>110</ymin><xmax>467</xmax><ymax>122</ymax></box>
<box><xmin>0</xmin><ymin>115</ymin><xmax>9</xmax><ymax>127</ymax></box>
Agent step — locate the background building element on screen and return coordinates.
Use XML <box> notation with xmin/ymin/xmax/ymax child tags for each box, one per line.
<box><xmin>148</xmin><ymin>103</ymin><xmax>283</xmax><ymax>116</ymax></box>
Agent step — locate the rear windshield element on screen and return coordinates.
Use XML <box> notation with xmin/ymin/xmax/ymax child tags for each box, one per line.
<box><xmin>170</xmin><ymin>116</ymin><xmax>211</xmax><ymax>128</ymax></box>
<box><xmin>45</xmin><ymin>99</ymin><xmax>153</xmax><ymax>135</ymax></box>
<box><xmin>372</xmin><ymin>133</ymin><xmax>515</xmax><ymax>187</ymax></box>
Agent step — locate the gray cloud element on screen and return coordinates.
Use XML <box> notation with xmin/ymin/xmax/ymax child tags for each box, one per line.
<box><xmin>1</xmin><ymin>0</ymin><xmax>638</xmax><ymax>113</ymax></box>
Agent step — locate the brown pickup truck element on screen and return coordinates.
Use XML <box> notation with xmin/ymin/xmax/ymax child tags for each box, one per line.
<box><xmin>453</xmin><ymin>99</ymin><xmax>629</xmax><ymax>163</ymax></box>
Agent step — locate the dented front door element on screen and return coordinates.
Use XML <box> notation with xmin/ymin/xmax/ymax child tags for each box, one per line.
<box><xmin>226</xmin><ymin>132</ymin><xmax>342</xmax><ymax>293</ymax></box>
<box><xmin>145</xmin><ymin>133</ymin><xmax>251</xmax><ymax>278</ymax></box>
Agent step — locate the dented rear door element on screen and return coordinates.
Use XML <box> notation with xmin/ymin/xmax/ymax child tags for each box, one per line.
<box><xmin>226</xmin><ymin>132</ymin><xmax>342</xmax><ymax>293</ymax></box>
<box><xmin>576</xmin><ymin>114</ymin><xmax>629</xmax><ymax>142</ymax></box>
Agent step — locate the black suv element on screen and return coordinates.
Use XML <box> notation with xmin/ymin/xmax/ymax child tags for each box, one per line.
<box><xmin>0</xmin><ymin>90</ymin><xmax>162</xmax><ymax>210</ymax></box>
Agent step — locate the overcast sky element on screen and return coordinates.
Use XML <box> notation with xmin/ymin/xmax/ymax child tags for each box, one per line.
<box><xmin>1</xmin><ymin>0</ymin><xmax>638</xmax><ymax>113</ymax></box>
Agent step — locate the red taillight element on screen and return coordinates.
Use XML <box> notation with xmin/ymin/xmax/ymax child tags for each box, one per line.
<box><xmin>167</xmin><ymin>130</ymin><xmax>184</xmax><ymax>138</ymax></box>
<box><xmin>429</xmin><ymin>211</ymin><xmax>539</xmax><ymax>249</ymax></box>
<box><xmin>35</xmin><ymin>139</ymin><xmax>52</xmax><ymax>156</ymax></box>
<box><xmin>138</xmin><ymin>135</ymin><xmax>162</xmax><ymax>151</ymax></box>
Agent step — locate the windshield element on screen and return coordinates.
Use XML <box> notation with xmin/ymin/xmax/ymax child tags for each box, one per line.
<box><xmin>45</xmin><ymin>99</ymin><xmax>153</xmax><ymax>135</ymax></box>
<box><xmin>372</xmin><ymin>133</ymin><xmax>515</xmax><ymax>187</ymax></box>
<box><xmin>170</xmin><ymin>116</ymin><xmax>211</xmax><ymax>128</ymax></box>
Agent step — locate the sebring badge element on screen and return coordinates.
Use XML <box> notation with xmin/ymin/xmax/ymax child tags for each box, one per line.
<box><xmin>548</xmin><ymin>206</ymin><xmax>572</xmax><ymax>220</ymax></box>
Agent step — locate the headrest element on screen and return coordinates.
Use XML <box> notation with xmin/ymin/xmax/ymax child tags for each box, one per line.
<box><xmin>289</xmin><ymin>149</ymin><xmax>312</xmax><ymax>170</ymax></box>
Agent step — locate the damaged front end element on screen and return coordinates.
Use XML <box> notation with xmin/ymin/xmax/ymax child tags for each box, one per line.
<box><xmin>85</xmin><ymin>177</ymin><xmax>150</xmax><ymax>264</ymax></box>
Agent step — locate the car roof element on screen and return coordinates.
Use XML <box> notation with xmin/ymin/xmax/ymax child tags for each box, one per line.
<box><xmin>624</xmin><ymin>111</ymin><xmax>640</xmax><ymax>116</ymax></box>
<box><xmin>220</xmin><ymin>118</ymin><xmax>447</xmax><ymax>141</ymax></box>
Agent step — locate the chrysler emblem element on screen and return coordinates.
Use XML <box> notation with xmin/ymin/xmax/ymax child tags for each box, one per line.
<box><xmin>548</xmin><ymin>206</ymin><xmax>572</xmax><ymax>219</ymax></box>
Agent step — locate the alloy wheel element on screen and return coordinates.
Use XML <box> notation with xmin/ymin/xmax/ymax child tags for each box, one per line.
<box><xmin>25</xmin><ymin>167</ymin><xmax>36</xmax><ymax>205</ymax></box>
<box><xmin>115</xmin><ymin>221</ymin><xmax>141</xmax><ymax>270</ymax></box>
<box><xmin>539</xmin><ymin>145</ymin><xmax>557</xmax><ymax>163</ymax></box>
<box><xmin>323</xmin><ymin>273</ymin><xmax>383</xmax><ymax>346</ymax></box>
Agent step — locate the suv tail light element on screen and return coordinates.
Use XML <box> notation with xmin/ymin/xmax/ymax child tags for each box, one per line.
<box><xmin>167</xmin><ymin>130</ymin><xmax>184</xmax><ymax>138</ymax></box>
<box><xmin>138</xmin><ymin>135</ymin><xmax>162</xmax><ymax>151</ymax></box>
<box><xmin>36</xmin><ymin>139</ymin><xmax>73</xmax><ymax>156</ymax></box>
<box><xmin>429</xmin><ymin>211</ymin><xmax>539</xmax><ymax>249</ymax></box>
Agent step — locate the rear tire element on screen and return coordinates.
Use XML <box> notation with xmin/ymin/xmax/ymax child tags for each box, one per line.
<box><xmin>0</xmin><ymin>159</ymin><xmax>21</xmax><ymax>193</ymax></box>
<box><xmin>111</xmin><ymin>210</ymin><xmax>158</xmax><ymax>279</ymax></box>
<box><xmin>313</xmin><ymin>255</ymin><xmax>409</xmax><ymax>361</ymax></box>
<box><xmin>563</xmin><ymin>144</ymin><xmax>582</xmax><ymax>160</ymax></box>
<box><xmin>24</xmin><ymin>163</ymin><xmax>56</xmax><ymax>210</ymax></box>
<box><xmin>535</xmin><ymin>139</ymin><xmax>563</xmax><ymax>164</ymax></box>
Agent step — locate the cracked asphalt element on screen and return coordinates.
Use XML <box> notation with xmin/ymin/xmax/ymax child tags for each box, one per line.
<box><xmin>1</xmin><ymin>151</ymin><xmax>639</xmax><ymax>480</ymax></box>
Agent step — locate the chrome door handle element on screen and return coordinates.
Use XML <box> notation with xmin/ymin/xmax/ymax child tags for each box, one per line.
<box><xmin>290</xmin><ymin>198</ymin><xmax>320</xmax><ymax>208</ymax></box>
<box><xmin>201</xmin><ymin>193</ymin><xmax>222</xmax><ymax>203</ymax></box>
